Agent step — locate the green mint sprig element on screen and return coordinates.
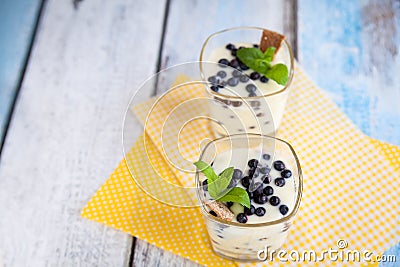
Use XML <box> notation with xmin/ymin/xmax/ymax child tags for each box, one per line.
<box><xmin>194</xmin><ymin>161</ymin><xmax>250</xmax><ymax>208</ymax></box>
<box><xmin>236</xmin><ymin>47</ymin><xmax>289</xmax><ymax>85</ymax></box>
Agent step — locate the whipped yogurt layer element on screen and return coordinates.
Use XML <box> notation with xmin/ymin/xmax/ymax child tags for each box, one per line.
<box><xmin>200</xmin><ymin>147</ymin><xmax>298</xmax><ymax>259</ymax></box>
<box><xmin>204</xmin><ymin>43</ymin><xmax>291</xmax><ymax>135</ymax></box>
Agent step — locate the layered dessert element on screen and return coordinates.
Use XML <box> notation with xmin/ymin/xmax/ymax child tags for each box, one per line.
<box><xmin>195</xmin><ymin>142</ymin><xmax>301</xmax><ymax>261</ymax></box>
<box><xmin>200</xmin><ymin>28</ymin><xmax>293</xmax><ymax>136</ymax></box>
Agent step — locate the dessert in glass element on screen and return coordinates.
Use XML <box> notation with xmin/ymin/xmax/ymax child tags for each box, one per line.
<box><xmin>194</xmin><ymin>134</ymin><xmax>302</xmax><ymax>261</ymax></box>
<box><xmin>200</xmin><ymin>27</ymin><xmax>294</xmax><ymax>136</ymax></box>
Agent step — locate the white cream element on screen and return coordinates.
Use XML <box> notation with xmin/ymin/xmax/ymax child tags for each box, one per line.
<box><xmin>205</xmin><ymin>43</ymin><xmax>291</xmax><ymax>135</ymax></box>
<box><xmin>201</xmin><ymin>148</ymin><xmax>297</xmax><ymax>260</ymax></box>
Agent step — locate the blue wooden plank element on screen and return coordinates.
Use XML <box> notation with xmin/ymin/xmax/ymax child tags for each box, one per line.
<box><xmin>0</xmin><ymin>0</ymin><xmax>42</xmax><ymax>143</ymax></box>
<box><xmin>298</xmin><ymin>0</ymin><xmax>400</xmax><ymax>264</ymax></box>
<box><xmin>298</xmin><ymin>0</ymin><xmax>400</xmax><ymax>146</ymax></box>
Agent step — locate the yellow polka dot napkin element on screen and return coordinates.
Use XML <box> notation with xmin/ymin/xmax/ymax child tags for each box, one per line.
<box><xmin>82</xmin><ymin>65</ymin><xmax>399</xmax><ymax>266</ymax></box>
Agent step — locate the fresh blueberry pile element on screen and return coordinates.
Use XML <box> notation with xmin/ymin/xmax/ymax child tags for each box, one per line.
<box><xmin>207</xmin><ymin>43</ymin><xmax>269</xmax><ymax>96</ymax></box>
<box><xmin>232</xmin><ymin>155</ymin><xmax>292</xmax><ymax>224</ymax></box>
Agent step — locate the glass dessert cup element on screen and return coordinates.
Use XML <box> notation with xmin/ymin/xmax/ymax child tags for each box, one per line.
<box><xmin>195</xmin><ymin>134</ymin><xmax>302</xmax><ymax>262</ymax></box>
<box><xmin>199</xmin><ymin>27</ymin><xmax>294</xmax><ymax>136</ymax></box>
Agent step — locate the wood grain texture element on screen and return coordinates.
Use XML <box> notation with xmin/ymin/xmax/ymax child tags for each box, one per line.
<box><xmin>133</xmin><ymin>0</ymin><xmax>296</xmax><ymax>266</ymax></box>
<box><xmin>0</xmin><ymin>0</ymin><xmax>42</xmax><ymax>145</ymax></box>
<box><xmin>160</xmin><ymin>0</ymin><xmax>296</xmax><ymax>69</ymax></box>
<box><xmin>298</xmin><ymin>0</ymin><xmax>400</xmax><ymax>145</ymax></box>
<box><xmin>133</xmin><ymin>241</ymin><xmax>197</xmax><ymax>267</ymax></box>
<box><xmin>0</xmin><ymin>0</ymin><xmax>166</xmax><ymax>266</ymax></box>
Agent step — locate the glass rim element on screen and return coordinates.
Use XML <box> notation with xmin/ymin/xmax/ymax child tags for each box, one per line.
<box><xmin>199</xmin><ymin>26</ymin><xmax>295</xmax><ymax>99</ymax></box>
<box><xmin>196</xmin><ymin>133</ymin><xmax>303</xmax><ymax>228</ymax></box>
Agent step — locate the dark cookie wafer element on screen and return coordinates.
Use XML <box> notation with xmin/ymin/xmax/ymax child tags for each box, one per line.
<box><xmin>206</xmin><ymin>201</ymin><xmax>234</xmax><ymax>221</ymax></box>
<box><xmin>259</xmin><ymin>29</ymin><xmax>285</xmax><ymax>55</ymax></box>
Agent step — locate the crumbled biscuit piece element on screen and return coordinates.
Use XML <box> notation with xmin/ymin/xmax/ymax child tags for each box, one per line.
<box><xmin>206</xmin><ymin>201</ymin><xmax>234</xmax><ymax>221</ymax></box>
<box><xmin>259</xmin><ymin>29</ymin><xmax>285</xmax><ymax>54</ymax></box>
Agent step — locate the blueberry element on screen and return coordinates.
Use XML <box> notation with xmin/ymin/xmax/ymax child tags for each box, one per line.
<box><xmin>231</xmin><ymin>49</ymin><xmax>237</xmax><ymax>57</ymax></box>
<box><xmin>260</xmin><ymin>76</ymin><xmax>269</xmax><ymax>83</ymax></box>
<box><xmin>239</xmin><ymin>74</ymin><xmax>249</xmax><ymax>82</ymax></box>
<box><xmin>210</xmin><ymin>85</ymin><xmax>219</xmax><ymax>92</ymax></box>
<box><xmin>250</xmin><ymin>72</ymin><xmax>260</xmax><ymax>80</ymax></box>
<box><xmin>273</xmin><ymin>160</ymin><xmax>285</xmax><ymax>171</ymax></box>
<box><xmin>262</xmin><ymin>175</ymin><xmax>271</xmax><ymax>184</ymax></box>
<box><xmin>250</xmin><ymin>100</ymin><xmax>261</xmax><ymax>107</ymax></box>
<box><xmin>249</xmin><ymin>92</ymin><xmax>256</xmax><ymax>97</ymax></box>
<box><xmin>227</xmin><ymin>77</ymin><xmax>239</xmax><ymax>87</ymax></box>
<box><xmin>232</xmin><ymin>69</ymin><xmax>242</xmax><ymax>77</ymax></box>
<box><xmin>259</xmin><ymin>166</ymin><xmax>270</xmax><ymax>174</ymax></box>
<box><xmin>226</xmin><ymin>43</ymin><xmax>236</xmax><ymax>50</ymax></box>
<box><xmin>254</xmin><ymin>193</ymin><xmax>268</xmax><ymax>204</ymax></box>
<box><xmin>231</xmin><ymin>101</ymin><xmax>242</xmax><ymax>107</ymax></box>
<box><xmin>237</xmin><ymin>213</ymin><xmax>248</xmax><ymax>223</ymax></box>
<box><xmin>253</xmin><ymin>44</ymin><xmax>259</xmax><ymax>48</ymax></box>
<box><xmin>246</xmin><ymin>189</ymin><xmax>254</xmax><ymax>199</ymax></box>
<box><xmin>202</xmin><ymin>179</ymin><xmax>208</xmax><ymax>191</ymax></box>
<box><xmin>263</xmin><ymin>154</ymin><xmax>271</xmax><ymax>160</ymax></box>
<box><xmin>279</xmin><ymin>205</ymin><xmax>289</xmax><ymax>215</ymax></box>
<box><xmin>208</xmin><ymin>76</ymin><xmax>217</xmax><ymax>83</ymax></box>
<box><xmin>228</xmin><ymin>177</ymin><xmax>239</xmax><ymax>188</ymax></box>
<box><xmin>263</xmin><ymin>185</ymin><xmax>274</xmax><ymax>196</ymax></box>
<box><xmin>244</xmin><ymin>205</ymin><xmax>255</xmax><ymax>216</ymax></box>
<box><xmin>241</xmin><ymin>176</ymin><xmax>251</xmax><ymax>188</ymax></box>
<box><xmin>227</xmin><ymin>202</ymin><xmax>233</xmax><ymax>207</ymax></box>
<box><xmin>218</xmin><ymin>81</ymin><xmax>226</xmax><ymax>88</ymax></box>
<box><xmin>229</xmin><ymin>59</ymin><xmax>239</xmax><ymax>68</ymax></box>
<box><xmin>217</xmin><ymin>70</ymin><xmax>227</xmax><ymax>78</ymax></box>
<box><xmin>249</xmin><ymin>182</ymin><xmax>263</xmax><ymax>194</ymax></box>
<box><xmin>209</xmin><ymin>210</ymin><xmax>217</xmax><ymax>216</ymax></box>
<box><xmin>281</xmin><ymin>169</ymin><xmax>292</xmax><ymax>178</ymax></box>
<box><xmin>248</xmin><ymin>167</ymin><xmax>259</xmax><ymax>178</ymax></box>
<box><xmin>255</xmin><ymin>207</ymin><xmax>266</xmax><ymax>216</ymax></box>
<box><xmin>232</xmin><ymin>169</ymin><xmax>243</xmax><ymax>180</ymax></box>
<box><xmin>218</xmin><ymin>58</ymin><xmax>230</xmax><ymax>67</ymax></box>
<box><xmin>239</xmin><ymin>62</ymin><xmax>249</xmax><ymax>70</ymax></box>
<box><xmin>269</xmin><ymin>196</ymin><xmax>280</xmax><ymax>206</ymax></box>
<box><xmin>274</xmin><ymin>178</ymin><xmax>285</xmax><ymax>187</ymax></box>
<box><xmin>248</xmin><ymin>159</ymin><xmax>259</xmax><ymax>168</ymax></box>
<box><xmin>246</xmin><ymin>84</ymin><xmax>257</xmax><ymax>93</ymax></box>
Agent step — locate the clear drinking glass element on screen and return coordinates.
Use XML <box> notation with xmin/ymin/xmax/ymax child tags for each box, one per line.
<box><xmin>200</xmin><ymin>27</ymin><xmax>294</xmax><ymax>136</ymax></box>
<box><xmin>195</xmin><ymin>134</ymin><xmax>302</xmax><ymax>261</ymax></box>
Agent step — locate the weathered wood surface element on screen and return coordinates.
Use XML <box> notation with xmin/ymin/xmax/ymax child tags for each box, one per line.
<box><xmin>160</xmin><ymin>0</ymin><xmax>296</xmax><ymax>70</ymax></box>
<box><xmin>298</xmin><ymin>0</ymin><xmax>400</xmax><ymax>263</ymax></box>
<box><xmin>0</xmin><ymin>0</ymin><xmax>166</xmax><ymax>266</ymax></box>
<box><xmin>0</xmin><ymin>0</ymin><xmax>42</xmax><ymax>147</ymax></box>
<box><xmin>298</xmin><ymin>0</ymin><xmax>400</xmax><ymax>146</ymax></box>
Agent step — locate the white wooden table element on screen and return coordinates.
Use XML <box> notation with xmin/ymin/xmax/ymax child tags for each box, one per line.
<box><xmin>0</xmin><ymin>0</ymin><xmax>399</xmax><ymax>266</ymax></box>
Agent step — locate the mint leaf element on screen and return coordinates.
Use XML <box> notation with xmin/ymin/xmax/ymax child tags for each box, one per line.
<box><xmin>213</xmin><ymin>167</ymin><xmax>234</xmax><ymax>198</ymax></box>
<box><xmin>218</xmin><ymin>187</ymin><xmax>250</xmax><ymax>208</ymax></box>
<box><xmin>254</xmin><ymin>59</ymin><xmax>270</xmax><ymax>73</ymax></box>
<box><xmin>237</xmin><ymin>46</ymin><xmax>289</xmax><ymax>86</ymax></box>
<box><xmin>194</xmin><ymin>162</ymin><xmax>250</xmax><ymax>208</ymax></box>
<box><xmin>263</xmin><ymin>47</ymin><xmax>276</xmax><ymax>62</ymax></box>
<box><xmin>194</xmin><ymin>161</ymin><xmax>218</xmax><ymax>182</ymax></box>
<box><xmin>264</xmin><ymin>63</ymin><xmax>289</xmax><ymax>85</ymax></box>
<box><xmin>236</xmin><ymin>48</ymin><xmax>264</xmax><ymax>71</ymax></box>
<box><xmin>194</xmin><ymin>161</ymin><xmax>219</xmax><ymax>198</ymax></box>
